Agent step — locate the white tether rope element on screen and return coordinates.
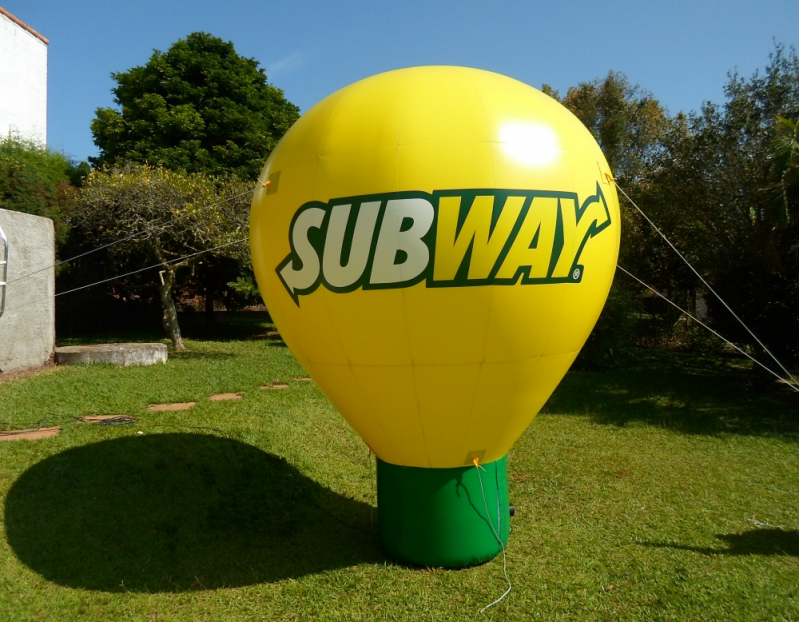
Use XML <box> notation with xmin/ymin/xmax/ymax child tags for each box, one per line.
<box><xmin>612</xmin><ymin>178</ymin><xmax>799</xmax><ymax>387</ymax></box>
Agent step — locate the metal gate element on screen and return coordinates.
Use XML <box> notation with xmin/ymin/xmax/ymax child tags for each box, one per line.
<box><xmin>0</xmin><ymin>224</ymin><xmax>7</xmax><ymax>319</ymax></box>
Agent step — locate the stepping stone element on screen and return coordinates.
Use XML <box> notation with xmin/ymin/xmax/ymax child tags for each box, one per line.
<box><xmin>55</xmin><ymin>343</ymin><xmax>168</xmax><ymax>366</ymax></box>
<box><xmin>0</xmin><ymin>426</ymin><xmax>61</xmax><ymax>441</ymax></box>
<box><xmin>209</xmin><ymin>393</ymin><xmax>242</xmax><ymax>401</ymax></box>
<box><xmin>77</xmin><ymin>415</ymin><xmax>134</xmax><ymax>424</ymax></box>
<box><xmin>148</xmin><ymin>402</ymin><xmax>195</xmax><ymax>412</ymax></box>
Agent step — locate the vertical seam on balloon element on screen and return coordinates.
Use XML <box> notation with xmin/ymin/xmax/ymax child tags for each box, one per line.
<box><xmin>316</xmin><ymin>84</ymin><xmax>356</xmax><ymax>167</ymax></box>
<box><xmin>310</xmin><ymin>84</ymin><xmax>391</xmax><ymax>459</ymax></box>
<box><xmin>466</xmin><ymin>72</ymin><xmax>496</xmax><ymax>181</ymax></box>
<box><xmin>466</xmin><ymin>72</ymin><xmax>497</xmax><ymax>367</ymax></box>
<box><xmin>536</xmin><ymin>163</ymin><xmax>578</xmax><ymax>357</ymax></box>
<box><xmin>499</xmin><ymin>351</ymin><xmax>579</xmax><ymax>449</ymax></box>
<box><xmin>319</xmin><ymin>288</ymin><xmax>352</xmax><ymax>365</ymax></box>
<box><xmin>458</xmin><ymin>360</ymin><xmax>484</xmax><ymax>465</ymax></box>
<box><xmin>396</xmin><ymin>71</ymin><xmax>430</xmax><ymax>468</ymax></box>
<box><xmin>345</xmin><ymin>361</ymin><xmax>394</xmax><ymax>466</ymax></box>
<box><xmin>404</xmin><ymin>288</ymin><xmax>432</xmax><ymax>469</ymax></box>
<box><xmin>458</xmin><ymin>72</ymin><xmax>496</xmax><ymax>465</ymax></box>
<box><xmin>538</xmin><ymin>286</ymin><xmax>568</xmax><ymax>357</ymax></box>
<box><xmin>486</xmin><ymin>355</ymin><xmax>543</xmax><ymax>455</ymax></box>
<box><xmin>312</xmin><ymin>83</ymin><xmax>358</xmax><ymax>366</ymax></box>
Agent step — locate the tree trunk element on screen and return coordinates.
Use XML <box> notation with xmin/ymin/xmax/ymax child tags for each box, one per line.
<box><xmin>204</xmin><ymin>268</ymin><xmax>215</xmax><ymax>333</ymax></box>
<box><xmin>159</xmin><ymin>265</ymin><xmax>185</xmax><ymax>352</ymax></box>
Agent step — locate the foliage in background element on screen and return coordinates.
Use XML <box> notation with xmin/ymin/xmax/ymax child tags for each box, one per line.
<box><xmin>70</xmin><ymin>164</ymin><xmax>251</xmax><ymax>350</ymax></box>
<box><xmin>226</xmin><ymin>269</ymin><xmax>263</xmax><ymax>309</ymax></box>
<box><xmin>550</xmin><ymin>73</ymin><xmax>669</xmax><ymax>369</ymax></box>
<box><xmin>551</xmin><ymin>46</ymin><xmax>799</xmax><ymax>370</ymax></box>
<box><xmin>90</xmin><ymin>32</ymin><xmax>300</xmax><ymax>181</ymax></box>
<box><xmin>553</xmin><ymin>71</ymin><xmax>669</xmax><ymax>182</ymax></box>
<box><xmin>0</xmin><ymin>137</ymin><xmax>87</xmax><ymax>244</ymax></box>
<box><xmin>633</xmin><ymin>44</ymin><xmax>799</xmax><ymax>363</ymax></box>
<box><xmin>70</xmin><ymin>36</ymin><xmax>799</xmax><ymax>374</ymax></box>
<box><xmin>572</xmin><ymin>280</ymin><xmax>642</xmax><ymax>370</ymax></box>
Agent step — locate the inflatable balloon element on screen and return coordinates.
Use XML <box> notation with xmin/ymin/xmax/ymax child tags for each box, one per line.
<box><xmin>250</xmin><ymin>66</ymin><xmax>620</xmax><ymax>567</ymax></box>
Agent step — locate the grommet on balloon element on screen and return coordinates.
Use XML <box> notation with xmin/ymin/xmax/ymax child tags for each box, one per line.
<box><xmin>250</xmin><ymin>66</ymin><xmax>620</xmax><ymax>568</ymax></box>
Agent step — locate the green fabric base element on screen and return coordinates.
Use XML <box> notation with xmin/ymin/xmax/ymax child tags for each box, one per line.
<box><xmin>377</xmin><ymin>455</ymin><xmax>509</xmax><ymax>568</ymax></box>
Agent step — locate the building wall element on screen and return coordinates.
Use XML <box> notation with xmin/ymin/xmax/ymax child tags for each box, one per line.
<box><xmin>0</xmin><ymin>10</ymin><xmax>48</xmax><ymax>144</ymax></box>
<box><xmin>0</xmin><ymin>208</ymin><xmax>55</xmax><ymax>373</ymax></box>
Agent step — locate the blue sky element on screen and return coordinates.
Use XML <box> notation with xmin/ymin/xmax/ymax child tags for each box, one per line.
<box><xmin>4</xmin><ymin>0</ymin><xmax>798</xmax><ymax>163</ymax></box>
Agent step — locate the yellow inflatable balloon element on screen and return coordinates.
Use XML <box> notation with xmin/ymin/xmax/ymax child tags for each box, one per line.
<box><xmin>250</xmin><ymin>66</ymin><xmax>620</xmax><ymax>567</ymax></box>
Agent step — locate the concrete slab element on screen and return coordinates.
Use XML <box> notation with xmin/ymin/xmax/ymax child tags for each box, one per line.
<box><xmin>209</xmin><ymin>392</ymin><xmax>242</xmax><ymax>401</ymax></box>
<box><xmin>77</xmin><ymin>415</ymin><xmax>134</xmax><ymax>424</ymax></box>
<box><xmin>0</xmin><ymin>426</ymin><xmax>60</xmax><ymax>441</ymax></box>
<box><xmin>148</xmin><ymin>402</ymin><xmax>195</xmax><ymax>412</ymax></box>
<box><xmin>55</xmin><ymin>343</ymin><xmax>167</xmax><ymax>367</ymax></box>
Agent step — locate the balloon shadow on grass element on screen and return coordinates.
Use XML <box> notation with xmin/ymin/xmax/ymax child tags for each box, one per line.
<box><xmin>5</xmin><ymin>433</ymin><xmax>382</xmax><ymax>592</ymax></box>
<box><xmin>643</xmin><ymin>529</ymin><xmax>799</xmax><ymax>557</ymax></box>
<box><xmin>545</xmin><ymin>352</ymin><xmax>799</xmax><ymax>440</ymax></box>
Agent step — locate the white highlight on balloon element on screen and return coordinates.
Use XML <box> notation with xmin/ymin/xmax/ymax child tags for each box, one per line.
<box><xmin>499</xmin><ymin>122</ymin><xmax>560</xmax><ymax>167</ymax></box>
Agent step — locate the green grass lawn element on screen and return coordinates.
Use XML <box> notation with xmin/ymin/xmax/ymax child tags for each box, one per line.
<box><xmin>0</xmin><ymin>324</ymin><xmax>797</xmax><ymax>621</ymax></box>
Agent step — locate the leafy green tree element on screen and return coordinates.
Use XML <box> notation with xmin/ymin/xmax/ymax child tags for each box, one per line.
<box><xmin>71</xmin><ymin>164</ymin><xmax>251</xmax><ymax>350</ymax></box>
<box><xmin>0</xmin><ymin>137</ymin><xmax>86</xmax><ymax>244</ymax></box>
<box><xmin>636</xmin><ymin>45</ymin><xmax>799</xmax><ymax>363</ymax></box>
<box><xmin>767</xmin><ymin>115</ymin><xmax>799</xmax><ymax>225</ymax></box>
<box><xmin>90</xmin><ymin>32</ymin><xmax>300</xmax><ymax>180</ymax></box>
<box><xmin>546</xmin><ymin>73</ymin><xmax>670</xmax><ymax>366</ymax></box>
<box><xmin>557</xmin><ymin>71</ymin><xmax>668</xmax><ymax>181</ymax></box>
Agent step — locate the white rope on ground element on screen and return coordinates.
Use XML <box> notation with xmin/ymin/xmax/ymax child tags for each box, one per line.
<box><xmin>2</xmin><ymin>237</ymin><xmax>248</xmax><ymax>315</ymax></box>
<box><xmin>617</xmin><ymin>265</ymin><xmax>799</xmax><ymax>393</ymax></box>
<box><xmin>611</xmin><ymin>178</ymin><xmax>799</xmax><ymax>387</ymax></box>
<box><xmin>7</xmin><ymin>186</ymin><xmax>257</xmax><ymax>286</ymax></box>
<box><xmin>747</xmin><ymin>517</ymin><xmax>786</xmax><ymax>529</ymax></box>
<box><xmin>475</xmin><ymin>461</ymin><xmax>512</xmax><ymax>613</ymax></box>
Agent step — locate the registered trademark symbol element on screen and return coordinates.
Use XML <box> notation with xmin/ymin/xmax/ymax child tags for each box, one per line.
<box><xmin>572</xmin><ymin>268</ymin><xmax>581</xmax><ymax>280</ymax></box>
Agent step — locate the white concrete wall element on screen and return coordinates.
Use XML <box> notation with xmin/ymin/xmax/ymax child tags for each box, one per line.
<box><xmin>0</xmin><ymin>208</ymin><xmax>55</xmax><ymax>373</ymax></box>
<box><xmin>0</xmin><ymin>12</ymin><xmax>48</xmax><ymax>144</ymax></box>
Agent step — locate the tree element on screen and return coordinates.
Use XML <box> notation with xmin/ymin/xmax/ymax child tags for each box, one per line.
<box><xmin>546</xmin><ymin>73</ymin><xmax>670</xmax><ymax>366</ymax></box>
<box><xmin>767</xmin><ymin>115</ymin><xmax>799</xmax><ymax>225</ymax></box>
<box><xmin>71</xmin><ymin>164</ymin><xmax>251</xmax><ymax>350</ymax></box>
<box><xmin>90</xmin><ymin>32</ymin><xmax>300</xmax><ymax>180</ymax></box>
<box><xmin>556</xmin><ymin>71</ymin><xmax>669</xmax><ymax>181</ymax></box>
<box><xmin>635</xmin><ymin>45</ymin><xmax>799</xmax><ymax>363</ymax></box>
<box><xmin>0</xmin><ymin>137</ymin><xmax>86</xmax><ymax>244</ymax></box>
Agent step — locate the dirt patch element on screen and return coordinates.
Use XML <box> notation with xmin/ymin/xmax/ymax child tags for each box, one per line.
<box><xmin>209</xmin><ymin>393</ymin><xmax>242</xmax><ymax>401</ymax></box>
<box><xmin>261</xmin><ymin>384</ymin><xmax>289</xmax><ymax>390</ymax></box>
<box><xmin>293</xmin><ymin>377</ymin><xmax>313</xmax><ymax>382</ymax></box>
<box><xmin>252</xmin><ymin>330</ymin><xmax>283</xmax><ymax>341</ymax></box>
<box><xmin>0</xmin><ymin>364</ymin><xmax>57</xmax><ymax>386</ymax></box>
<box><xmin>77</xmin><ymin>415</ymin><xmax>135</xmax><ymax>424</ymax></box>
<box><xmin>0</xmin><ymin>426</ymin><xmax>61</xmax><ymax>441</ymax></box>
<box><xmin>147</xmin><ymin>402</ymin><xmax>196</xmax><ymax>412</ymax></box>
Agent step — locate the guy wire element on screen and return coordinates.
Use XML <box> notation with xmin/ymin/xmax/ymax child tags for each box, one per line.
<box><xmin>7</xmin><ymin>185</ymin><xmax>256</xmax><ymax>286</ymax></box>
<box><xmin>617</xmin><ymin>264</ymin><xmax>799</xmax><ymax>393</ymax></box>
<box><xmin>2</xmin><ymin>237</ymin><xmax>248</xmax><ymax>315</ymax></box>
<box><xmin>474</xmin><ymin>459</ymin><xmax>512</xmax><ymax>613</ymax></box>
<box><xmin>611</xmin><ymin>178</ymin><xmax>798</xmax><ymax>387</ymax></box>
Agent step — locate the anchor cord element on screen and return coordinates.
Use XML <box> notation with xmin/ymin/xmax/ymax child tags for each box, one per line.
<box><xmin>612</xmin><ymin>178</ymin><xmax>798</xmax><ymax>387</ymax></box>
<box><xmin>474</xmin><ymin>459</ymin><xmax>512</xmax><ymax>613</ymax></box>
